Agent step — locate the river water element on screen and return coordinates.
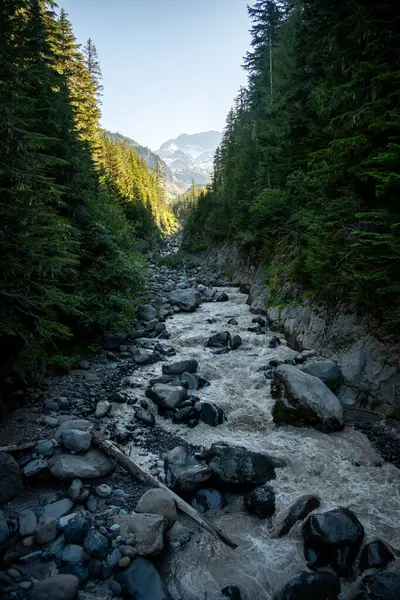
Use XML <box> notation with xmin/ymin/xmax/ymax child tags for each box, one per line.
<box><xmin>125</xmin><ymin>286</ymin><xmax>400</xmax><ymax>600</ymax></box>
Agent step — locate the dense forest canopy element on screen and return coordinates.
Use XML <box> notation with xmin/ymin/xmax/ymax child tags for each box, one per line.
<box><xmin>184</xmin><ymin>0</ymin><xmax>400</xmax><ymax>324</ymax></box>
<box><xmin>0</xmin><ymin>0</ymin><xmax>176</xmax><ymax>360</ymax></box>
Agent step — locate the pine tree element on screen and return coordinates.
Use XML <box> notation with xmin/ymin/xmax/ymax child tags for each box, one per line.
<box><xmin>83</xmin><ymin>38</ymin><xmax>103</xmax><ymax>102</ymax></box>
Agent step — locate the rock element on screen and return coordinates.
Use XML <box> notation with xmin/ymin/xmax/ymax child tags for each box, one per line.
<box><xmin>200</xmin><ymin>402</ymin><xmax>224</xmax><ymax>426</ymax></box>
<box><xmin>0</xmin><ymin>453</ymin><xmax>24</xmax><ymax>502</ymax></box>
<box><xmin>113</xmin><ymin>513</ymin><xmax>167</xmax><ymax>556</ymax></box>
<box><xmin>244</xmin><ymin>484</ymin><xmax>275</xmax><ymax>518</ymax></box>
<box><xmin>215</xmin><ymin>292</ymin><xmax>229</xmax><ymax>302</ymax></box>
<box><xmin>214</xmin><ymin>347</ymin><xmax>231</xmax><ymax>355</ymax></box>
<box><xmin>302</xmin><ymin>507</ymin><xmax>364</xmax><ymax>576</ymax></box>
<box><xmin>277</xmin><ymin>495</ymin><xmax>320</xmax><ymax>537</ymax></box>
<box><xmin>19</xmin><ymin>509</ymin><xmax>37</xmax><ymax>536</ymax></box>
<box><xmin>168</xmin><ymin>289</ymin><xmax>201</xmax><ymax>312</ymax></box>
<box><xmin>228</xmin><ymin>318</ymin><xmax>238</xmax><ymax>325</ymax></box>
<box><xmin>146</xmin><ymin>384</ymin><xmax>187</xmax><ymax>410</ymax></box>
<box><xmin>136</xmin><ymin>489</ymin><xmax>177</xmax><ymax>530</ymax></box>
<box><xmin>359</xmin><ymin>540</ymin><xmax>395</xmax><ymax>573</ymax></box>
<box><xmin>23</xmin><ymin>459</ymin><xmax>48</xmax><ymax>477</ymax></box>
<box><xmin>60</xmin><ymin>560</ymin><xmax>88</xmax><ymax>582</ymax></box>
<box><xmin>111</xmin><ymin>391</ymin><xmax>126</xmax><ymax>403</ymax></box>
<box><xmin>67</xmin><ymin>479</ymin><xmax>83</xmax><ymax>502</ymax></box>
<box><xmin>103</xmin><ymin>332</ymin><xmax>127</xmax><ymax>350</ymax></box>
<box><xmin>43</xmin><ymin>535</ymin><xmax>65</xmax><ymax>560</ymax></box>
<box><xmin>272</xmin><ymin>365</ymin><xmax>344</xmax><ymax>433</ymax></box>
<box><xmin>173</xmin><ymin>406</ymin><xmax>198</xmax><ymax>426</ymax></box>
<box><xmin>63</xmin><ymin>516</ymin><xmax>90</xmax><ymax>544</ymax></box>
<box><xmin>0</xmin><ymin>510</ymin><xmax>10</xmax><ymax>544</ymax></box>
<box><xmin>95</xmin><ymin>400</ymin><xmax>111</xmax><ymax>418</ymax></box>
<box><xmin>144</xmin><ymin>318</ymin><xmax>159</xmax><ymax>332</ymax></box>
<box><xmin>43</xmin><ymin>498</ymin><xmax>74</xmax><ymax>520</ymax></box>
<box><xmin>122</xmin><ymin>545</ymin><xmax>137</xmax><ymax>558</ymax></box>
<box><xmin>180</xmin><ymin>372</ymin><xmax>199</xmax><ymax>390</ymax></box>
<box><xmin>119</xmin><ymin>556</ymin><xmax>131</xmax><ymax>568</ymax></box>
<box><xmin>164</xmin><ymin>446</ymin><xmax>212</xmax><ymax>493</ymax></box>
<box><xmin>83</xmin><ymin>528</ymin><xmax>109</xmax><ymax>558</ymax></box>
<box><xmin>269</xmin><ymin>336</ymin><xmax>281</xmax><ymax>349</ymax></box>
<box><xmin>35</xmin><ymin>440</ymin><xmax>54</xmax><ymax>457</ymax></box>
<box><xmin>230</xmin><ymin>334</ymin><xmax>242</xmax><ymax>350</ymax></box>
<box><xmin>274</xmin><ymin>571</ymin><xmax>341</xmax><ymax>600</ymax></box>
<box><xmin>191</xmin><ymin>489</ymin><xmax>227</xmax><ymax>513</ymax></box>
<box><xmin>104</xmin><ymin>547</ymin><xmax>122</xmax><ymax>575</ymax></box>
<box><xmin>136</xmin><ymin>408</ymin><xmax>155</xmax><ymax>426</ymax></box>
<box><xmin>56</xmin><ymin>419</ymin><xmax>91</xmax><ymax>439</ymax></box>
<box><xmin>252</xmin><ymin>317</ymin><xmax>266</xmax><ymax>326</ymax></box>
<box><xmin>162</xmin><ymin>359</ymin><xmax>198</xmax><ymax>375</ymax></box>
<box><xmin>206</xmin><ymin>331</ymin><xmax>231</xmax><ymax>348</ymax></box>
<box><xmin>49</xmin><ymin>449</ymin><xmax>116</xmax><ymax>481</ymax></box>
<box><xmin>132</xmin><ymin>348</ymin><xmax>159</xmax><ymax>365</ymax></box>
<box><xmin>137</xmin><ymin>304</ymin><xmax>157</xmax><ymax>322</ymax></box>
<box><xmin>78</xmin><ymin>360</ymin><xmax>90</xmax><ymax>371</ymax></box>
<box><xmin>109</xmin><ymin>580</ymin><xmax>122</xmax><ymax>596</ymax></box>
<box><xmin>96</xmin><ymin>484</ymin><xmax>112</xmax><ymax>498</ymax></box>
<box><xmin>301</xmin><ymin>359</ymin><xmax>341</xmax><ymax>392</ymax></box>
<box><xmin>29</xmin><ymin>574</ymin><xmax>80</xmax><ymax>600</ymax></box>
<box><xmin>200</xmin><ymin>442</ymin><xmax>281</xmax><ymax>486</ymax></box>
<box><xmin>155</xmin><ymin>322</ymin><xmax>167</xmax><ymax>334</ymax></box>
<box><xmin>222</xmin><ymin>586</ymin><xmax>242</xmax><ymax>600</ymax></box>
<box><xmin>114</xmin><ymin>557</ymin><xmax>171</xmax><ymax>600</ymax></box>
<box><xmin>354</xmin><ymin>571</ymin><xmax>400</xmax><ymax>600</ymax></box>
<box><xmin>62</xmin><ymin>544</ymin><xmax>84</xmax><ymax>563</ymax></box>
<box><xmin>61</xmin><ymin>429</ymin><xmax>92</xmax><ymax>453</ymax></box>
<box><xmin>34</xmin><ymin>518</ymin><xmax>58</xmax><ymax>544</ymax></box>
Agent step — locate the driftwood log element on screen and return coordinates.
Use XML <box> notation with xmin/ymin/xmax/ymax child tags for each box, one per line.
<box><xmin>0</xmin><ymin>440</ymin><xmax>48</xmax><ymax>453</ymax></box>
<box><xmin>90</xmin><ymin>428</ymin><xmax>237</xmax><ymax>549</ymax></box>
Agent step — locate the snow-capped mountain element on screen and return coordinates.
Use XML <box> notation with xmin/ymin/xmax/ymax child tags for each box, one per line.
<box><xmin>157</xmin><ymin>131</ymin><xmax>222</xmax><ymax>186</ymax></box>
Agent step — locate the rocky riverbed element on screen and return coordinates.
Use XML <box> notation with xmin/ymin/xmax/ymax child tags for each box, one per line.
<box><xmin>0</xmin><ymin>245</ymin><xmax>399</xmax><ymax>600</ymax></box>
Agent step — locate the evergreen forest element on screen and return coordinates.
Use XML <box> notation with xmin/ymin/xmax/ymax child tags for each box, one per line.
<box><xmin>184</xmin><ymin>0</ymin><xmax>400</xmax><ymax>324</ymax></box>
<box><xmin>0</xmin><ymin>0</ymin><xmax>175</xmax><ymax>363</ymax></box>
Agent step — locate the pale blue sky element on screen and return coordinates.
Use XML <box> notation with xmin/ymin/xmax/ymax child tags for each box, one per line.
<box><xmin>60</xmin><ymin>0</ymin><xmax>251</xmax><ymax>149</ymax></box>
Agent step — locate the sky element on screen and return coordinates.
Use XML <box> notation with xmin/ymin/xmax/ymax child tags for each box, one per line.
<box><xmin>60</xmin><ymin>0</ymin><xmax>251</xmax><ymax>150</ymax></box>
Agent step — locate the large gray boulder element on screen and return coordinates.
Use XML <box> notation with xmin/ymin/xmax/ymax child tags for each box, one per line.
<box><xmin>113</xmin><ymin>513</ymin><xmax>167</xmax><ymax>556</ymax></box>
<box><xmin>132</xmin><ymin>348</ymin><xmax>160</xmax><ymax>366</ymax></box>
<box><xmin>0</xmin><ymin>452</ymin><xmax>24</xmax><ymax>503</ymax></box>
<box><xmin>146</xmin><ymin>384</ymin><xmax>187</xmax><ymax>410</ymax></box>
<box><xmin>60</xmin><ymin>429</ymin><xmax>91</xmax><ymax>453</ymax></box>
<box><xmin>55</xmin><ymin>419</ymin><xmax>91</xmax><ymax>440</ymax></box>
<box><xmin>164</xmin><ymin>446</ymin><xmax>211</xmax><ymax>493</ymax></box>
<box><xmin>29</xmin><ymin>574</ymin><xmax>79</xmax><ymax>600</ymax></box>
<box><xmin>162</xmin><ymin>359</ymin><xmax>198</xmax><ymax>375</ymax></box>
<box><xmin>49</xmin><ymin>449</ymin><xmax>116</xmax><ymax>481</ymax></box>
<box><xmin>272</xmin><ymin>365</ymin><xmax>344</xmax><ymax>432</ymax></box>
<box><xmin>301</xmin><ymin>359</ymin><xmax>341</xmax><ymax>392</ymax></box>
<box><xmin>136</xmin><ymin>489</ymin><xmax>177</xmax><ymax>530</ymax></box>
<box><xmin>168</xmin><ymin>289</ymin><xmax>201</xmax><ymax>312</ymax></box>
<box><xmin>137</xmin><ymin>304</ymin><xmax>158</xmax><ymax>322</ymax></box>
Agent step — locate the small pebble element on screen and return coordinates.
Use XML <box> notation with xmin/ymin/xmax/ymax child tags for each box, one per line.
<box><xmin>19</xmin><ymin>581</ymin><xmax>32</xmax><ymax>590</ymax></box>
<box><xmin>118</xmin><ymin>556</ymin><xmax>131</xmax><ymax>568</ymax></box>
<box><xmin>109</xmin><ymin>524</ymin><xmax>120</xmax><ymax>533</ymax></box>
<box><xmin>22</xmin><ymin>536</ymin><xmax>34</xmax><ymax>547</ymax></box>
<box><xmin>122</xmin><ymin>545</ymin><xmax>137</xmax><ymax>558</ymax></box>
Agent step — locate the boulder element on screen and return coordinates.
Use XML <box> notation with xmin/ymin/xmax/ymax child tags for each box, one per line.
<box><xmin>277</xmin><ymin>495</ymin><xmax>320</xmax><ymax>537</ymax></box>
<box><xmin>162</xmin><ymin>359</ymin><xmax>198</xmax><ymax>375</ymax></box>
<box><xmin>222</xmin><ymin>586</ymin><xmax>242</xmax><ymax>599</ymax></box>
<box><xmin>19</xmin><ymin>509</ymin><xmax>37</xmax><ymax>536</ymax></box>
<box><xmin>56</xmin><ymin>419</ymin><xmax>91</xmax><ymax>440</ymax></box>
<box><xmin>230</xmin><ymin>334</ymin><xmax>242</xmax><ymax>350</ymax></box>
<box><xmin>228</xmin><ymin>318</ymin><xmax>238</xmax><ymax>325</ymax></box>
<box><xmin>43</xmin><ymin>498</ymin><xmax>74</xmax><ymax>520</ymax></box>
<box><xmin>199</xmin><ymin>442</ymin><xmax>282</xmax><ymax>486</ymax></box>
<box><xmin>164</xmin><ymin>446</ymin><xmax>212</xmax><ymax>493</ymax></box>
<box><xmin>244</xmin><ymin>484</ymin><xmax>275</xmax><ymax>519</ymax></box>
<box><xmin>83</xmin><ymin>528</ymin><xmax>108</xmax><ymax>558</ymax></box>
<box><xmin>28</xmin><ymin>574</ymin><xmax>80</xmax><ymax>600</ymax></box>
<box><xmin>272</xmin><ymin>365</ymin><xmax>344</xmax><ymax>432</ymax></box>
<box><xmin>200</xmin><ymin>402</ymin><xmax>224</xmax><ymax>427</ymax></box>
<box><xmin>0</xmin><ymin>510</ymin><xmax>9</xmax><ymax>544</ymax></box>
<box><xmin>190</xmin><ymin>489</ymin><xmax>227</xmax><ymax>513</ymax></box>
<box><xmin>168</xmin><ymin>289</ymin><xmax>201</xmax><ymax>312</ymax></box>
<box><xmin>94</xmin><ymin>400</ymin><xmax>111</xmax><ymax>418</ymax></box>
<box><xmin>23</xmin><ymin>459</ymin><xmax>48</xmax><ymax>477</ymax></box>
<box><xmin>353</xmin><ymin>571</ymin><xmax>400</xmax><ymax>600</ymax></box>
<box><xmin>103</xmin><ymin>332</ymin><xmax>127</xmax><ymax>350</ymax></box>
<box><xmin>132</xmin><ymin>348</ymin><xmax>159</xmax><ymax>366</ymax></box>
<box><xmin>215</xmin><ymin>292</ymin><xmax>229</xmax><ymax>302</ymax></box>
<box><xmin>206</xmin><ymin>331</ymin><xmax>231</xmax><ymax>348</ymax></box>
<box><xmin>0</xmin><ymin>452</ymin><xmax>24</xmax><ymax>502</ymax></box>
<box><xmin>113</xmin><ymin>513</ymin><xmax>167</xmax><ymax>556</ymax></box>
<box><xmin>36</xmin><ymin>440</ymin><xmax>54</xmax><ymax>457</ymax></box>
<box><xmin>49</xmin><ymin>449</ymin><xmax>116</xmax><ymax>481</ymax></box>
<box><xmin>63</xmin><ymin>516</ymin><xmax>90</xmax><ymax>544</ymax></box>
<box><xmin>62</xmin><ymin>544</ymin><xmax>84</xmax><ymax>563</ymax></box>
<box><xmin>274</xmin><ymin>571</ymin><xmax>341</xmax><ymax>600</ymax></box>
<box><xmin>136</xmin><ymin>408</ymin><xmax>155</xmax><ymax>426</ymax></box>
<box><xmin>359</xmin><ymin>540</ymin><xmax>395</xmax><ymax>573</ymax></box>
<box><xmin>137</xmin><ymin>304</ymin><xmax>158</xmax><ymax>322</ymax></box>
<box><xmin>67</xmin><ymin>479</ymin><xmax>83</xmax><ymax>502</ymax></box>
<box><xmin>136</xmin><ymin>489</ymin><xmax>177</xmax><ymax>530</ymax></box>
<box><xmin>34</xmin><ymin>518</ymin><xmax>58</xmax><ymax>544</ymax></box>
<box><xmin>146</xmin><ymin>384</ymin><xmax>187</xmax><ymax>410</ymax></box>
<box><xmin>301</xmin><ymin>359</ymin><xmax>341</xmax><ymax>392</ymax></box>
<box><xmin>114</xmin><ymin>557</ymin><xmax>171</xmax><ymax>600</ymax></box>
<box><xmin>61</xmin><ymin>429</ymin><xmax>91</xmax><ymax>453</ymax></box>
<box><xmin>303</xmin><ymin>507</ymin><xmax>364</xmax><ymax>576</ymax></box>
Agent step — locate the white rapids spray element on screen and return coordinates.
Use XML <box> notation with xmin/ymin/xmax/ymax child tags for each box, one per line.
<box><xmin>124</xmin><ymin>286</ymin><xmax>400</xmax><ymax>600</ymax></box>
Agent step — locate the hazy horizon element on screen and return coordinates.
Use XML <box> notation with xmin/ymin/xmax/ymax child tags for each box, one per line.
<box><xmin>60</xmin><ymin>0</ymin><xmax>251</xmax><ymax>150</ymax></box>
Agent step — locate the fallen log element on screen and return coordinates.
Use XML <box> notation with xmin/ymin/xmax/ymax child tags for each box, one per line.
<box><xmin>0</xmin><ymin>440</ymin><xmax>48</xmax><ymax>453</ymax></box>
<box><xmin>90</xmin><ymin>428</ymin><xmax>237</xmax><ymax>549</ymax></box>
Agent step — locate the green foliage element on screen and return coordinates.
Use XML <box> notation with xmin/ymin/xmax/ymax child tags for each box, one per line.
<box><xmin>184</xmin><ymin>0</ymin><xmax>400</xmax><ymax>324</ymax></box>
